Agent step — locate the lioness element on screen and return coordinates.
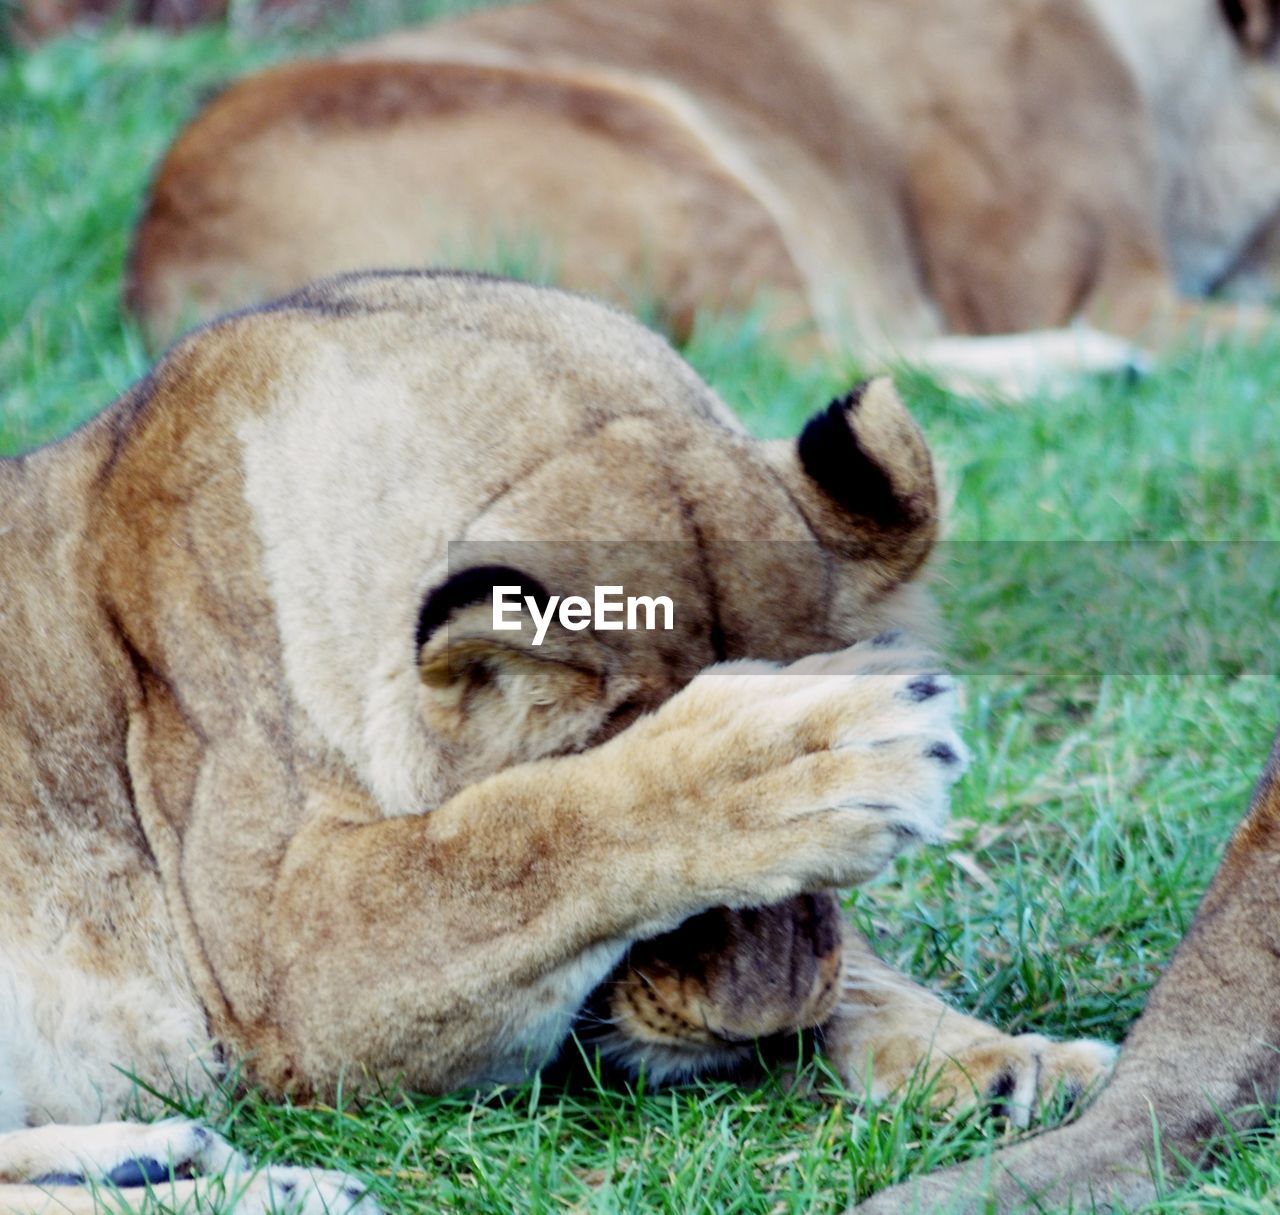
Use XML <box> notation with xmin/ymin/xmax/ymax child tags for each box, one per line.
<box><xmin>0</xmin><ymin>272</ymin><xmax>1111</xmax><ymax>1212</ymax></box>
<box><xmin>127</xmin><ymin>0</ymin><xmax>1280</xmax><ymax>380</ymax></box>
<box><xmin>856</xmin><ymin>726</ymin><xmax>1280</xmax><ymax>1213</ymax></box>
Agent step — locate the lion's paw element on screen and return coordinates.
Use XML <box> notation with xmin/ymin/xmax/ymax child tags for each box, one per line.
<box><xmin>14</xmin><ymin>1117</ymin><xmax>245</xmax><ymax>1186</ymax></box>
<box><xmin>636</xmin><ymin>632</ymin><xmax>968</xmax><ymax>898</ymax></box>
<box><xmin>2</xmin><ymin>1119</ymin><xmax>380</xmax><ymax>1214</ymax></box>
<box><xmin>225</xmin><ymin>1166</ymin><xmax>381</xmax><ymax>1214</ymax></box>
<box><xmin>925</xmin><ymin>1032</ymin><xmax>1116</xmax><ymax>1128</ymax></box>
<box><xmin>768</xmin><ymin>637</ymin><xmax>970</xmax><ymax>885</ymax></box>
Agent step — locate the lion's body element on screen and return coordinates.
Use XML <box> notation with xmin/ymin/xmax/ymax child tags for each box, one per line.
<box><xmin>0</xmin><ymin>273</ymin><xmax>1111</xmax><ymax>1211</ymax></box>
<box><xmin>128</xmin><ymin>0</ymin><xmax>1280</xmax><ymax>361</ymax></box>
<box><xmin>0</xmin><ymin>270</ymin><xmax>809</xmax><ymax>1115</ymax></box>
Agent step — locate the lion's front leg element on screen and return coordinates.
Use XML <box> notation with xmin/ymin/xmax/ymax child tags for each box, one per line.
<box><xmin>576</xmin><ymin>904</ymin><xmax>1111</xmax><ymax>1114</ymax></box>
<box><xmin>249</xmin><ymin>638</ymin><xmax>966</xmax><ymax>1098</ymax></box>
<box><xmin>821</xmin><ymin>932</ymin><xmax>1115</xmax><ymax>1127</ymax></box>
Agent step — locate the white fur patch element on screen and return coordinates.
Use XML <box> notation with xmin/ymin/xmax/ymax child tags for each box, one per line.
<box><xmin>0</xmin><ymin>943</ymin><xmax>216</xmax><ymax>1127</ymax></box>
<box><xmin>889</xmin><ymin>325</ymin><xmax>1152</xmax><ymax>399</ymax></box>
<box><xmin>0</xmin><ymin>1039</ymin><xmax>24</xmax><ymax>1134</ymax></box>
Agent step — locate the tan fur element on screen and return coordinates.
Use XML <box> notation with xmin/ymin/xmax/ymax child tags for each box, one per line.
<box><xmin>128</xmin><ymin>0</ymin><xmax>1280</xmax><ymax>363</ymax></box>
<box><xmin>0</xmin><ymin>273</ymin><xmax>1111</xmax><ymax>1209</ymax></box>
<box><xmin>855</xmin><ymin>727</ymin><xmax>1280</xmax><ymax>1213</ymax></box>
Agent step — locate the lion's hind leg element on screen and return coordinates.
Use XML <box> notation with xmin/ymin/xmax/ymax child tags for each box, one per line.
<box><xmin>0</xmin><ymin>1121</ymin><xmax>378</xmax><ymax>1213</ymax></box>
<box><xmin>822</xmin><ymin>933</ymin><xmax>1116</xmax><ymax>1126</ymax></box>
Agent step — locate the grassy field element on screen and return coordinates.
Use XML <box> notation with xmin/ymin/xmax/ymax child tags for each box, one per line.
<box><xmin>4</xmin><ymin>7</ymin><xmax>1280</xmax><ymax>1213</ymax></box>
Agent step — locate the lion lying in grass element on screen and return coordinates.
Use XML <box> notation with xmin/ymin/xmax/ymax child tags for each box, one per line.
<box><xmin>126</xmin><ymin>0</ymin><xmax>1280</xmax><ymax>389</ymax></box>
<box><xmin>0</xmin><ymin>272</ymin><xmax>1111</xmax><ymax>1212</ymax></box>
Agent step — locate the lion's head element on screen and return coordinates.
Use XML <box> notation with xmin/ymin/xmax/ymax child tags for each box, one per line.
<box><xmin>91</xmin><ymin>271</ymin><xmax>945</xmax><ymax>1085</ymax></box>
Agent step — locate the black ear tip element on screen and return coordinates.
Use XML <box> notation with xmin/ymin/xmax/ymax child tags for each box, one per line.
<box><xmin>833</xmin><ymin>380</ymin><xmax>872</xmax><ymax>415</ymax></box>
<box><xmin>797</xmin><ymin>379</ymin><xmax>872</xmax><ymax>459</ymax></box>
<box><xmin>797</xmin><ymin>382</ymin><xmax>869</xmax><ymax>482</ymax></box>
<box><xmin>796</xmin><ymin>380</ymin><xmax>910</xmax><ymax>529</ymax></box>
<box><xmin>797</xmin><ymin>382</ymin><xmax>868</xmax><ymax>472</ymax></box>
<box><xmin>416</xmin><ymin>564</ymin><xmax>549</xmax><ymax>651</ymax></box>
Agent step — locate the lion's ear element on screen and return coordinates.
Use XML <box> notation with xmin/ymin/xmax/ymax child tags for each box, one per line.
<box><xmin>415</xmin><ymin>565</ymin><xmax>600</xmax><ymax>712</ymax></box>
<box><xmin>1221</xmin><ymin>0</ymin><xmax>1280</xmax><ymax>52</ymax></box>
<box><xmin>415</xmin><ymin>564</ymin><xmax>549</xmax><ymax>655</ymax></box>
<box><xmin>414</xmin><ymin>566</ymin><xmax>611</xmax><ymax>769</ymax></box>
<box><xmin>415</xmin><ymin>563</ymin><xmax>548</xmax><ymax>696</ymax></box>
<box><xmin>765</xmin><ymin>377</ymin><xmax>937</xmax><ymax>578</ymax></box>
<box><xmin>419</xmin><ymin>631</ymin><xmax>512</xmax><ymax>695</ymax></box>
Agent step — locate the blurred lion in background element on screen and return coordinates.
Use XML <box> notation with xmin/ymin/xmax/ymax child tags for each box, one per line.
<box><xmin>126</xmin><ymin>0</ymin><xmax>1280</xmax><ymax>389</ymax></box>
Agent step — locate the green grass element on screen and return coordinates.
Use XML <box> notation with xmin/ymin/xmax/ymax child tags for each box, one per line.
<box><xmin>4</xmin><ymin>9</ymin><xmax>1280</xmax><ymax>1213</ymax></box>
